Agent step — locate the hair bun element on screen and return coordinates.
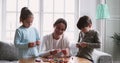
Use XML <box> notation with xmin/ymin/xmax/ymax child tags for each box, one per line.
<box><xmin>20</xmin><ymin>7</ymin><xmax>33</xmax><ymax>22</ymax></box>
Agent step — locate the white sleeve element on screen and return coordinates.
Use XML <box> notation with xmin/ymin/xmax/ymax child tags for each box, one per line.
<box><xmin>64</xmin><ymin>36</ymin><xmax>70</xmax><ymax>48</ymax></box>
<box><xmin>39</xmin><ymin>36</ymin><xmax>51</xmax><ymax>57</ymax></box>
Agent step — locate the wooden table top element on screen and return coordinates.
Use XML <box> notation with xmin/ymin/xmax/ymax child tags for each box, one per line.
<box><xmin>37</xmin><ymin>56</ymin><xmax>91</xmax><ymax>63</ymax></box>
<box><xmin>68</xmin><ymin>56</ymin><xmax>92</xmax><ymax>63</ymax></box>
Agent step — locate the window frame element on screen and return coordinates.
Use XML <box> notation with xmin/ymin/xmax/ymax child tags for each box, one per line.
<box><xmin>1</xmin><ymin>0</ymin><xmax>80</xmax><ymax>43</ymax></box>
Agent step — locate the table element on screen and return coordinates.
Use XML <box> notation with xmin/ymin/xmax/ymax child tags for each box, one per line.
<box><xmin>68</xmin><ymin>56</ymin><xmax>92</xmax><ymax>63</ymax></box>
<box><xmin>36</xmin><ymin>56</ymin><xmax>92</xmax><ymax>63</ymax></box>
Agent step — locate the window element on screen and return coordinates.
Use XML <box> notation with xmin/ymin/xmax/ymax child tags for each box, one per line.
<box><xmin>1</xmin><ymin>0</ymin><xmax>40</xmax><ymax>43</ymax></box>
<box><xmin>43</xmin><ymin>0</ymin><xmax>77</xmax><ymax>42</ymax></box>
<box><xmin>1</xmin><ymin>0</ymin><xmax>79</xmax><ymax>44</ymax></box>
<box><xmin>0</xmin><ymin>1</ymin><xmax>1</xmax><ymax>40</ymax></box>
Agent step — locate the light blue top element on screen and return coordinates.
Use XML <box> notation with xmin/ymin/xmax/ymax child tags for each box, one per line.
<box><xmin>14</xmin><ymin>26</ymin><xmax>40</xmax><ymax>59</ymax></box>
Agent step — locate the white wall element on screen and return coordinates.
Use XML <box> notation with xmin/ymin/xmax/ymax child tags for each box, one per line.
<box><xmin>72</xmin><ymin>0</ymin><xmax>98</xmax><ymax>42</ymax></box>
<box><xmin>0</xmin><ymin>0</ymin><xmax>2</xmax><ymax>40</ymax></box>
<box><xmin>105</xmin><ymin>0</ymin><xmax>120</xmax><ymax>60</ymax></box>
<box><xmin>79</xmin><ymin>0</ymin><xmax>97</xmax><ymax>29</ymax></box>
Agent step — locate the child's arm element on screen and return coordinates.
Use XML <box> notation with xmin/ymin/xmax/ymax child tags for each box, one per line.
<box><xmin>76</xmin><ymin>31</ymin><xmax>101</xmax><ymax>48</ymax></box>
<box><xmin>76</xmin><ymin>42</ymin><xmax>100</xmax><ymax>48</ymax></box>
<box><xmin>76</xmin><ymin>42</ymin><xmax>88</xmax><ymax>48</ymax></box>
<box><xmin>14</xmin><ymin>29</ymin><xmax>28</xmax><ymax>49</ymax></box>
<box><xmin>87</xmin><ymin>31</ymin><xmax>101</xmax><ymax>48</ymax></box>
<box><xmin>28</xmin><ymin>41</ymin><xmax>40</xmax><ymax>48</ymax></box>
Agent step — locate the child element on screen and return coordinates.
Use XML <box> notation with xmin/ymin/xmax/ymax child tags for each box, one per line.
<box><xmin>76</xmin><ymin>15</ymin><xmax>101</xmax><ymax>63</ymax></box>
<box><xmin>14</xmin><ymin>7</ymin><xmax>40</xmax><ymax>63</ymax></box>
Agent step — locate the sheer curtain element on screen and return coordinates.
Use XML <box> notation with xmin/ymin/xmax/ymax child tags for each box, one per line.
<box><xmin>0</xmin><ymin>0</ymin><xmax>2</xmax><ymax>40</ymax></box>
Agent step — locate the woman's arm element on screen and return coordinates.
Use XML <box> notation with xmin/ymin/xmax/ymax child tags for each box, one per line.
<box><xmin>39</xmin><ymin>36</ymin><xmax>52</xmax><ymax>57</ymax></box>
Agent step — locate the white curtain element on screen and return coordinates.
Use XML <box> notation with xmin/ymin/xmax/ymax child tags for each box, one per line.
<box><xmin>0</xmin><ymin>0</ymin><xmax>2</xmax><ymax>40</ymax></box>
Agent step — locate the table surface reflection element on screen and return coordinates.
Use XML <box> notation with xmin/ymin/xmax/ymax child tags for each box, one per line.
<box><xmin>37</xmin><ymin>56</ymin><xmax>91</xmax><ymax>63</ymax></box>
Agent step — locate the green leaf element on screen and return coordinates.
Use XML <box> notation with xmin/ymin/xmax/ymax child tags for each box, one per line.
<box><xmin>111</xmin><ymin>33</ymin><xmax>120</xmax><ymax>41</ymax></box>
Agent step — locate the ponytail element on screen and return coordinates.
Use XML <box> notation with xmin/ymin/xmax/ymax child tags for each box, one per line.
<box><xmin>20</xmin><ymin>7</ymin><xmax>33</xmax><ymax>22</ymax></box>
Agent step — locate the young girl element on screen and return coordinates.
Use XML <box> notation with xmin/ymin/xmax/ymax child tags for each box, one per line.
<box><xmin>14</xmin><ymin>7</ymin><xmax>40</xmax><ymax>63</ymax></box>
<box><xmin>76</xmin><ymin>15</ymin><xmax>101</xmax><ymax>63</ymax></box>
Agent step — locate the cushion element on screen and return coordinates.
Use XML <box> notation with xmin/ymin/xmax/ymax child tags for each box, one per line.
<box><xmin>0</xmin><ymin>41</ymin><xmax>19</xmax><ymax>61</ymax></box>
<box><xmin>92</xmin><ymin>49</ymin><xmax>112</xmax><ymax>63</ymax></box>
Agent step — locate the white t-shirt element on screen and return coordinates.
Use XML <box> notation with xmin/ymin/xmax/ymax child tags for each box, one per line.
<box><xmin>53</xmin><ymin>39</ymin><xmax>60</xmax><ymax>49</ymax></box>
<box><xmin>40</xmin><ymin>33</ymin><xmax>70</xmax><ymax>57</ymax></box>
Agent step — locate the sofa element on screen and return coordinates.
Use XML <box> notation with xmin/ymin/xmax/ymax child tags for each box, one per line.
<box><xmin>92</xmin><ymin>49</ymin><xmax>113</xmax><ymax>63</ymax></box>
<box><xmin>0</xmin><ymin>41</ymin><xmax>19</xmax><ymax>63</ymax></box>
<box><xmin>69</xmin><ymin>43</ymin><xmax>113</xmax><ymax>63</ymax></box>
<box><xmin>0</xmin><ymin>41</ymin><xmax>112</xmax><ymax>63</ymax></box>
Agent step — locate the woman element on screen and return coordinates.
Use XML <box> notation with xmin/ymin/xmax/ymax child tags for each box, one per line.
<box><xmin>40</xmin><ymin>18</ymin><xmax>70</xmax><ymax>58</ymax></box>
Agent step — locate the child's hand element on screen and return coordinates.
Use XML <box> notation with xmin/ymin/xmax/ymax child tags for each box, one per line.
<box><xmin>76</xmin><ymin>42</ymin><xmax>88</xmax><ymax>48</ymax></box>
<box><xmin>36</xmin><ymin>41</ymin><xmax>40</xmax><ymax>46</ymax></box>
<box><xmin>28</xmin><ymin>42</ymin><xmax>35</xmax><ymax>48</ymax></box>
<box><xmin>79</xmin><ymin>42</ymin><xmax>88</xmax><ymax>48</ymax></box>
<box><xmin>76</xmin><ymin>43</ymin><xmax>81</xmax><ymax>48</ymax></box>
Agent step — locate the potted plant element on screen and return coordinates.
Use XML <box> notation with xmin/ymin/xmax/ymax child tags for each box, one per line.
<box><xmin>111</xmin><ymin>33</ymin><xmax>120</xmax><ymax>44</ymax></box>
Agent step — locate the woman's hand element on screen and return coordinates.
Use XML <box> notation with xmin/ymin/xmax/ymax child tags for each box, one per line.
<box><xmin>62</xmin><ymin>49</ymin><xmax>67</xmax><ymax>55</ymax></box>
<box><xmin>50</xmin><ymin>49</ymin><xmax>60</xmax><ymax>55</ymax></box>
